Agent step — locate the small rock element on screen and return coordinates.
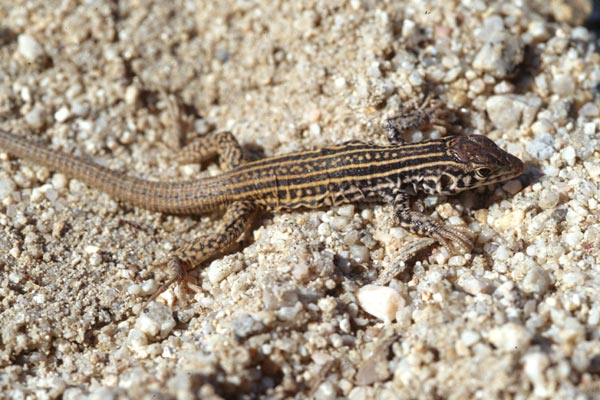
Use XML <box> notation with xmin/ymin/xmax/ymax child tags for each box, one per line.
<box><xmin>473</xmin><ymin>31</ymin><xmax>524</xmax><ymax>78</ymax></box>
<box><xmin>17</xmin><ymin>34</ymin><xmax>46</xmax><ymax>63</ymax></box>
<box><xmin>24</xmin><ymin>105</ymin><xmax>46</xmax><ymax>130</ymax></box>
<box><xmin>135</xmin><ymin>302</ymin><xmax>176</xmax><ymax>339</ymax></box>
<box><xmin>523</xmin><ymin>352</ymin><xmax>551</xmax><ymax>397</ymax></box>
<box><xmin>561</xmin><ymin>146</ymin><xmax>576</xmax><ymax>166</ymax></box>
<box><xmin>206</xmin><ymin>257</ymin><xmax>244</xmax><ymax>284</ymax></box>
<box><xmin>357</xmin><ymin>284</ymin><xmax>404</xmax><ymax>323</ymax></box>
<box><xmin>486</xmin><ymin>95</ymin><xmax>542</xmax><ymax>130</ymax></box>
<box><xmin>54</xmin><ymin>106</ymin><xmax>71</xmax><ymax>123</ymax></box>
<box><xmin>0</xmin><ymin>172</ymin><xmax>16</xmax><ymax>201</ymax></box>
<box><xmin>526</xmin><ymin>132</ymin><xmax>555</xmax><ymax>160</ymax></box>
<box><xmin>521</xmin><ymin>266</ymin><xmax>551</xmax><ymax>295</ymax></box>
<box><xmin>552</xmin><ymin>75</ymin><xmax>576</xmax><ymax>97</ymax></box>
<box><xmin>488</xmin><ymin>322</ymin><xmax>531</xmax><ymax>352</ymax></box>
<box><xmin>231</xmin><ymin>314</ymin><xmax>265</xmax><ymax>339</ymax></box>
<box><xmin>462</xmin><ymin>277</ymin><xmax>494</xmax><ymax>295</ymax></box>
<box><xmin>539</xmin><ymin>189</ymin><xmax>559</xmax><ymax>210</ymax></box>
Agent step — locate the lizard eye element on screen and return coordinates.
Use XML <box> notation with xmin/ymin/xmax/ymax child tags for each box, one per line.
<box><xmin>475</xmin><ymin>167</ymin><xmax>492</xmax><ymax>178</ymax></box>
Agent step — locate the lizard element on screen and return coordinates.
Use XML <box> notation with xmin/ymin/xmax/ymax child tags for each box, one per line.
<box><xmin>0</xmin><ymin>108</ymin><xmax>524</xmax><ymax>296</ymax></box>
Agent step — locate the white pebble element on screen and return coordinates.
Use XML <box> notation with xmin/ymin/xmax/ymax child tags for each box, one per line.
<box><xmin>494</xmin><ymin>244</ymin><xmax>510</xmax><ymax>260</ymax></box>
<box><xmin>309</xmin><ymin>123</ymin><xmax>321</xmax><ymax>136</ymax></box>
<box><xmin>141</xmin><ymin>279</ymin><xmax>158</xmax><ymax>295</ymax></box>
<box><xmin>357</xmin><ymin>284</ymin><xmax>404</xmax><ymax>323</ymax></box>
<box><xmin>206</xmin><ymin>257</ymin><xmax>243</xmax><ymax>284</ymax></box>
<box><xmin>84</xmin><ymin>245</ymin><xmax>100</xmax><ymax>254</ymax></box>
<box><xmin>462</xmin><ymin>277</ymin><xmax>493</xmax><ymax>295</ymax></box>
<box><xmin>17</xmin><ymin>34</ymin><xmax>46</xmax><ymax>62</ymax></box>
<box><xmin>30</xmin><ymin>187</ymin><xmax>44</xmax><ymax>203</ymax></box>
<box><xmin>127</xmin><ymin>284</ymin><xmax>142</xmax><ymax>296</ymax></box>
<box><xmin>126</xmin><ymin>328</ymin><xmax>148</xmax><ymax>354</ymax></box>
<box><xmin>330</xmin><ymin>216</ymin><xmax>350</xmax><ymax>231</ymax></box>
<box><xmin>125</xmin><ymin>85</ymin><xmax>140</xmax><ymax>106</ymax></box>
<box><xmin>563</xmin><ymin>230</ymin><xmax>583</xmax><ymax>248</ymax></box>
<box><xmin>448</xmin><ymin>255</ymin><xmax>466</xmax><ymax>267</ymax></box>
<box><xmin>523</xmin><ymin>352</ymin><xmax>551</xmax><ymax>397</ymax></box>
<box><xmin>526</xmin><ymin>133</ymin><xmax>555</xmax><ymax>160</ymax></box>
<box><xmin>24</xmin><ymin>106</ymin><xmax>45</xmax><ymax>129</ymax></box>
<box><xmin>88</xmin><ymin>253</ymin><xmax>102</xmax><ymax>266</ymax></box>
<box><xmin>0</xmin><ymin>172</ymin><xmax>16</xmax><ymax>202</ymax></box>
<box><xmin>539</xmin><ymin>189</ymin><xmax>559</xmax><ymax>210</ymax></box>
<box><xmin>561</xmin><ymin>146</ymin><xmax>576</xmax><ymax>166</ymax></box>
<box><xmin>44</xmin><ymin>189</ymin><xmax>58</xmax><ymax>202</ymax></box>
<box><xmin>521</xmin><ymin>266</ymin><xmax>550</xmax><ymax>295</ymax></box>
<box><xmin>135</xmin><ymin>302</ymin><xmax>176</xmax><ymax>339</ymax></box>
<box><xmin>334</xmin><ymin>77</ymin><xmax>347</xmax><ymax>90</ymax></box>
<box><xmin>336</xmin><ymin>204</ymin><xmax>355</xmax><ymax>217</ymax></box>
<box><xmin>33</xmin><ymin>293</ymin><xmax>46</xmax><ymax>304</ymax></box>
<box><xmin>461</xmin><ymin>330</ymin><xmax>481</xmax><ymax>347</ymax></box>
<box><xmin>54</xmin><ymin>106</ymin><xmax>71</xmax><ymax>123</ymax></box>
<box><xmin>488</xmin><ymin>322</ymin><xmax>531</xmax><ymax>352</ymax></box>
<box><xmin>486</xmin><ymin>94</ymin><xmax>540</xmax><ymax>130</ymax></box>
<box><xmin>583</xmin><ymin>160</ymin><xmax>600</xmax><ymax>181</ymax></box>
<box><xmin>350</xmin><ymin>245</ymin><xmax>370</xmax><ymax>264</ymax></box>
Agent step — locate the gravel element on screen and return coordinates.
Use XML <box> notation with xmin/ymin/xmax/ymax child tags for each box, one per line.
<box><xmin>1</xmin><ymin>0</ymin><xmax>599</xmax><ymax>399</ymax></box>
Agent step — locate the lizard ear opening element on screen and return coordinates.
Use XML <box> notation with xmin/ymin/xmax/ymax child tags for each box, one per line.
<box><xmin>440</xmin><ymin>174</ymin><xmax>454</xmax><ymax>191</ymax></box>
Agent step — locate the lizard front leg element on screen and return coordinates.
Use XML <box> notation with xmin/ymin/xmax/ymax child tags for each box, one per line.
<box><xmin>393</xmin><ymin>192</ymin><xmax>472</xmax><ymax>252</ymax></box>
<box><xmin>153</xmin><ymin>201</ymin><xmax>257</xmax><ymax>298</ymax></box>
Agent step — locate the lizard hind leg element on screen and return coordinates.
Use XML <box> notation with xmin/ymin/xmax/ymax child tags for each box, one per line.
<box><xmin>175</xmin><ymin>131</ymin><xmax>245</xmax><ymax>170</ymax></box>
<box><xmin>151</xmin><ymin>201</ymin><xmax>257</xmax><ymax>300</ymax></box>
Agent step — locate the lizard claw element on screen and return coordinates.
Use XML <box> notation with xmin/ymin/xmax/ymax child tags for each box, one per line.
<box><xmin>431</xmin><ymin>224</ymin><xmax>473</xmax><ymax>253</ymax></box>
<box><xmin>147</xmin><ymin>257</ymin><xmax>195</xmax><ymax>303</ymax></box>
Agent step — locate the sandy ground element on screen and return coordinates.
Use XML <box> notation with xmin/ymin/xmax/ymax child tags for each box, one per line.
<box><xmin>1</xmin><ymin>0</ymin><xmax>599</xmax><ymax>398</ymax></box>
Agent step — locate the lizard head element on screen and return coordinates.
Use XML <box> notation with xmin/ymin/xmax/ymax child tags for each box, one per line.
<box><xmin>420</xmin><ymin>135</ymin><xmax>524</xmax><ymax>195</ymax></box>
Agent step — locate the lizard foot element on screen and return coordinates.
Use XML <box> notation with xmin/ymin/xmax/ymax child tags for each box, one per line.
<box><xmin>147</xmin><ymin>257</ymin><xmax>200</xmax><ymax>303</ymax></box>
<box><xmin>431</xmin><ymin>224</ymin><xmax>473</xmax><ymax>253</ymax></box>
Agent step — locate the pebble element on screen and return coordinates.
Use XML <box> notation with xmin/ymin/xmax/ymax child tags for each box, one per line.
<box><xmin>521</xmin><ymin>266</ymin><xmax>551</xmax><ymax>295</ymax></box>
<box><xmin>462</xmin><ymin>277</ymin><xmax>493</xmax><ymax>295</ymax></box>
<box><xmin>472</xmin><ymin>31</ymin><xmax>523</xmax><ymax>78</ymax></box>
<box><xmin>552</xmin><ymin>75</ymin><xmax>576</xmax><ymax>96</ymax></box>
<box><xmin>309</xmin><ymin>123</ymin><xmax>321</xmax><ymax>136</ymax></box>
<box><xmin>54</xmin><ymin>106</ymin><xmax>71</xmax><ymax>123</ymax></box>
<box><xmin>539</xmin><ymin>189</ymin><xmax>559</xmax><ymax>210</ymax></box>
<box><xmin>24</xmin><ymin>106</ymin><xmax>46</xmax><ymax>130</ymax></box>
<box><xmin>494</xmin><ymin>245</ymin><xmax>511</xmax><ymax>261</ymax></box>
<box><xmin>494</xmin><ymin>209</ymin><xmax>525</xmax><ymax>231</ymax></box>
<box><xmin>17</xmin><ymin>34</ymin><xmax>46</xmax><ymax>63</ymax></box>
<box><xmin>52</xmin><ymin>174</ymin><xmax>68</xmax><ymax>190</ymax></box>
<box><xmin>488</xmin><ymin>322</ymin><xmax>532</xmax><ymax>352</ymax></box>
<box><xmin>350</xmin><ymin>245</ymin><xmax>370</xmax><ymax>264</ymax></box>
<box><xmin>485</xmin><ymin>95</ymin><xmax>542</xmax><ymax>130</ymax></box>
<box><xmin>0</xmin><ymin>172</ymin><xmax>16</xmax><ymax>202</ymax></box>
<box><xmin>525</xmin><ymin>133</ymin><xmax>556</xmax><ymax>161</ymax></box>
<box><xmin>523</xmin><ymin>352</ymin><xmax>551</xmax><ymax>397</ymax></box>
<box><xmin>561</xmin><ymin>146</ymin><xmax>576</xmax><ymax>166</ymax></box>
<box><xmin>334</xmin><ymin>76</ymin><xmax>347</xmax><ymax>90</ymax></box>
<box><xmin>583</xmin><ymin>160</ymin><xmax>600</xmax><ymax>181</ymax></box>
<box><xmin>135</xmin><ymin>301</ymin><xmax>176</xmax><ymax>339</ymax></box>
<box><xmin>206</xmin><ymin>257</ymin><xmax>244</xmax><ymax>284</ymax></box>
<box><xmin>356</xmin><ymin>284</ymin><xmax>405</xmax><ymax>323</ymax></box>
<box><xmin>126</xmin><ymin>328</ymin><xmax>149</xmax><ymax>355</ymax></box>
<box><xmin>563</xmin><ymin>229</ymin><xmax>583</xmax><ymax>249</ymax></box>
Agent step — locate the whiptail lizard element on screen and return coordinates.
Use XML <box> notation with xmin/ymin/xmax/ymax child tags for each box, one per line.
<box><xmin>0</xmin><ymin>107</ymin><xmax>524</xmax><ymax>295</ymax></box>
